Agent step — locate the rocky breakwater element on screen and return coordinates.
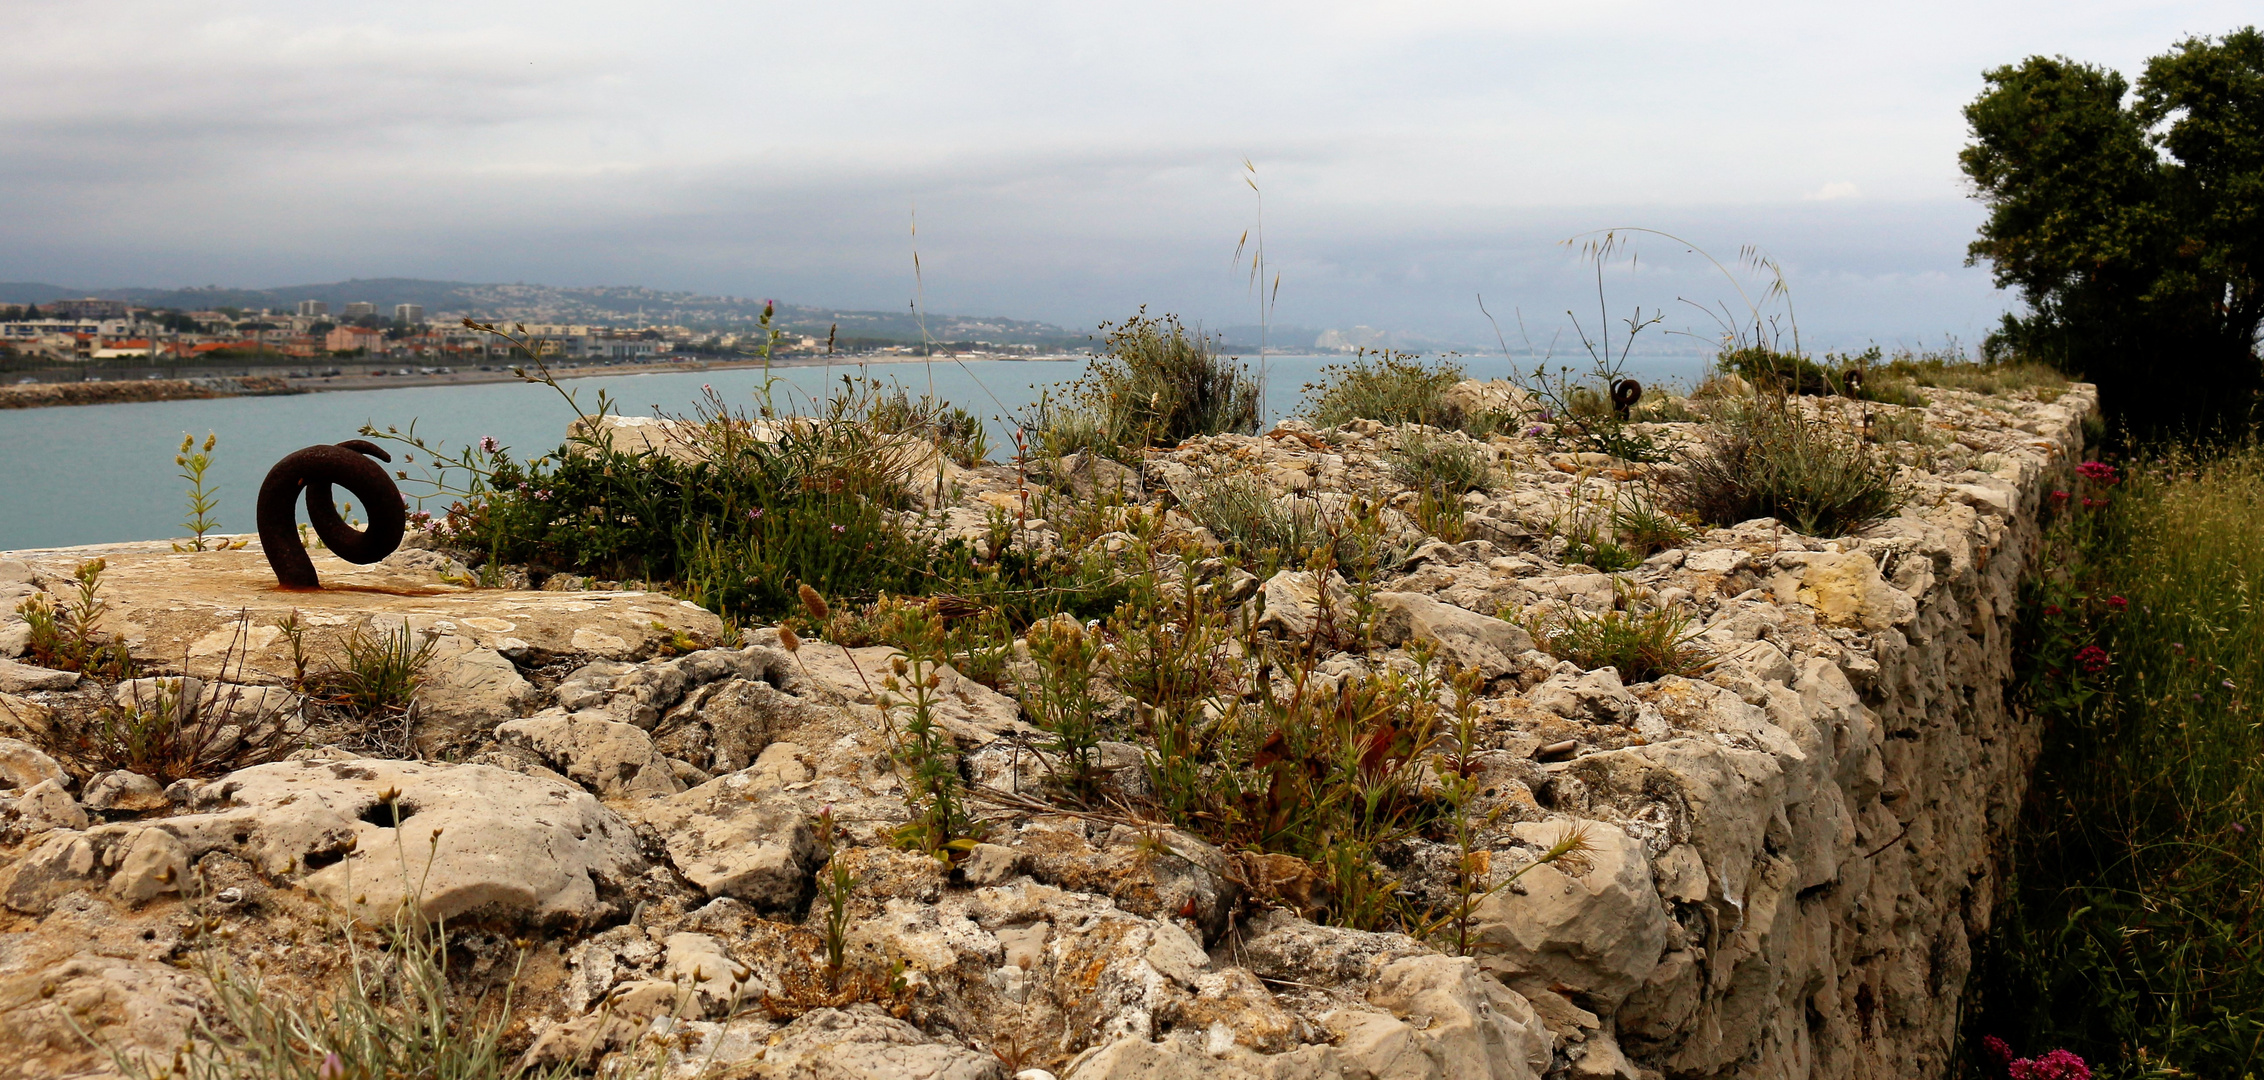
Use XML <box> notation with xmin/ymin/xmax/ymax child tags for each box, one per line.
<box><xmin>0</xmin><ymin>378</ymin><xmax>2092</xmax><ymax>1080</ymax></box>
<box><xmin>0</xmin><ymin>375</ymin><xmax>299</xmax><ymax>410</ymax></box>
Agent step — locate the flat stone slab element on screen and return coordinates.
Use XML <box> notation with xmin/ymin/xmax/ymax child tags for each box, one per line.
<box><xmin>0</xmin><ymin>537</ymin><xmax>721</xmax><ymax>683</ymax></box>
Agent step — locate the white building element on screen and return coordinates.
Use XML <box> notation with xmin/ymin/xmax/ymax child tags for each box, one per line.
<box><xmin>342</xmin><ymin>302</ymin><xmax>377</xmax><ymax>318</ymax></box>
<box><xmin>296</xmin><ymin>300</ymin><xmax>329</xmax><ymax>317</ymax></box>
<box><xmin>394</xmin><ymin>303</ymin><xmax>424</xmax><ymax>325</ymax></box>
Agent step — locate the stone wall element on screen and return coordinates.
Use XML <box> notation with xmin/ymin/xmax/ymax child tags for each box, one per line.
<box><xmin>1554</xmin><ymin>390</ymin><xmax>2092</xmax><ymax>1077</ymax></box>
<box><xmin>0</xmin><ymin>381</ymin><xmax>2096</xmax><ymax>1080</ymax></box>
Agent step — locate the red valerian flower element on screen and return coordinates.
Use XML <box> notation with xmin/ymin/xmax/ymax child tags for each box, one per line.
<box><xmin>2074</xmin><ymin>645</ymin><xmax>2110</xmax><ymax>675</ymax></box>
<box><xmin>2043</xmin><ymin>604</ymin><xmax>2064</xmax><ymax>616</ymax></box>
<box><xmin>2106</xmin><ymin>596</ymin><xmax>2127</xmax><ymax>610</ymax></box>
<box><xmin>2076</xmin><ymin>461</ymin><xmax>2118</xmax><ymax>484</ymax></box>
<box><xmin>2008</xmin><ymin>1048</ymin><xmax>2092</xmax><ymax>1080</ymax></box>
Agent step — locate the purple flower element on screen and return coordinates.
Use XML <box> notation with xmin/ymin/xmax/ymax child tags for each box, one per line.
<box><xmin>1983</xmin><ymin>1037</ymin><xmax>2014</xmax><ymax>1070</ymax></box>
<box><xmin>1526</xmin><ymin>424</ymin><xmax>1546</xmax><ymax>437</ymax></box>
<box><xmin>2076</xmin><ymin>461</ymin><xmax>2117</xmax><ymax>484</ymax></box>
<box><xmin>831</xmin><ymin>524</ymin><xmax>847</xmax><ymax>533</ymax></box>
<box><xmin>2224</xmin><ymin>679</ymin><xmax>2237</xmax><ymax>690</ymax></box>
<box><xmin>2236</xmin><ymin>823</ymin><xmax>2248</xmax><ymax>833</ymax></box>
<box><xmin>317</xmin><ymin>1053</ymin><xmax>345</xmax><ymax>1080</ymax></box>
<box><xmin>479</xmin><ymin>435</ymin><xmax>499</xmax><ymax>453</ymax></box>
<box><xmin>746</xmin><ymin>507</ymin><xmax>765</xmax><ymax>520</ymax></box>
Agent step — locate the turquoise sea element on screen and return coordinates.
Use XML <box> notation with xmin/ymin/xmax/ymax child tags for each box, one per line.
<box><xmin>0</xmin><ymin>353</ymin><xmax>1712</xmax><ymax>551</ymax></box>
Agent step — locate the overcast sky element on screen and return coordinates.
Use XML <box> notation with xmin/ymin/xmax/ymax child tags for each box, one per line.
<box><xmin>4</xmin><ymin>1</ymin><xmax>2254</xmax><ymax>350</ymax></box>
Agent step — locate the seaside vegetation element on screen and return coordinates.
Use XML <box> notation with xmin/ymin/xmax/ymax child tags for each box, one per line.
<box><xmin>1031</xmin><ymin>310</ymin><xmax>1260</xmax><ymax>463</ymax></box>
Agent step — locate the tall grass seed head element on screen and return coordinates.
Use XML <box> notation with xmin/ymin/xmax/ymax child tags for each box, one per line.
<box><xmin>799</xmin><ymin>583</ymin><xmax>831</xmax><ymax>621</ymax></box>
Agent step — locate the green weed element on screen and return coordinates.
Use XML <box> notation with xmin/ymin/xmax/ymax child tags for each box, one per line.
<box><xmin>1033</xmin><ymin>311</ymin><xmax>1259</xmax><ymax>461</ymax></box>
<box><xmin>1305</xmin><ymin>352</ymin><xmax>1486</xmax><ymax>430</ymax></box>
<box><xmin>16</xmin><ymin>559</ymin><xmax>133</xmax><ymax>678</ymax></box>
<box><xmin>1676</xmin><ymin>398</ymin><xmax>1907</xmax><ymax>537</ymax></box>
<box><xmin>173</xmin><ymin>432</ymin><xmax>230</xmax><ymax>552</ymax></box>
<box><xmin>1525</xmin><ymin>593</ymin><xmax>1707</xmax><ymax>684</ymax></box>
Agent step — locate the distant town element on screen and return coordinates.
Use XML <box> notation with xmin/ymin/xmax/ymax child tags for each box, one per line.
<box><xmin>0</xmin><ymin>295</ymin><xmax>1065</xmax><ymax>376</ymax></box>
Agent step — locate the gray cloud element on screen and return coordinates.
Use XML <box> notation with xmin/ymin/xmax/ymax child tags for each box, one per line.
<box><xmin>5</xmin><ymin>0</ymin><xmax>2255</xmax><ymax>348</ymax></box>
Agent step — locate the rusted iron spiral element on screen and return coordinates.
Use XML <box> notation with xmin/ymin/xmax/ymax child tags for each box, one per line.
<box><xmin>1610</xmin><ymin>378</ymin><xmax>1643</xmax><ymax>418</ymax></box>
<box><xmin>256</xmin><ymin>440</ymin><xmax>405</xmax><ymax>590</ymax></box>
<box><xmin>1842</xmin><ymin>368</ymin><xmax>1866</xmax><ymax>397</ymax></box>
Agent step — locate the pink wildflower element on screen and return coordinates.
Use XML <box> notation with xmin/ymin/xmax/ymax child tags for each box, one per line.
<box><xmin>2106</xmin><ymin>596</ymin><xmax>2127</xmax><ymax>610</ymax></box>
<box><xmin>2076</xmin><ymin>461</ymin><xmax>2117</xmax><ymax>484</ymax></box>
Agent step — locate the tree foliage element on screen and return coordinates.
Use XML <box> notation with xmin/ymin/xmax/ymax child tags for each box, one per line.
<box><xmin>1962</xmin><ymin>28</ymin><xmax>2264</xmax><ymax>431</ymax></box>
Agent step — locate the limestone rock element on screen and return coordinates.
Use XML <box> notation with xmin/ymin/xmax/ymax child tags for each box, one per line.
<box><xmin>0</xmin><ymin>542</ymin><xmax>722</xmax><ymax>681</ymax></box>
<box><xmin>719</xmin><ymin>1004</ymin><xmax>1004</xmax><ymax>1080</ymax></box>
<box><xmin>496</xmin><ymin>711</ymin><xmax>685</xmax><ymax>799</ymax></box>
<box><xmin>629</xmin><ymin>765</ymin><xmax>821</xmax><ymax>912</ymax></box>
<box><xmin>6</xmin><ymin>778</ymin><xmax>88</xmax><ymax>833</ymax></box>
<box><xmin>417</xmin><ymin>636</ymin><xmax>540</xmax><ymax>748</ymax></box>
<box><xmin>663</xmin><ymin>931</ymin><xmax>755</xmax><ymax>1018</ymax></box>
<box><xmin>0</xmin><ymin>736</ymin><xmax>66</xmax><ymax>790</ymax></box>
<box><xmin>1439</xmin><ymin>379</ymin><xmax>1534</xmax><ymax>427</ymax></box>
<box><xmin>172</xmin><ymin>757</ymin><xmax>644</xmax><ymax>924</ymax></box>
<box><xmin>0</xmin><ymin>952</ymin><xmax>208</xmax><ymax>1079</ymax></box>
<box><xmin>1526</xmin><ymin>668</ymin><xmax>1640</xmax><ymax>722</ymax></box>
<box><xmin>1367</xmin><ymin>954</ymin><xmax>1552</xmax><ymax>1080</ymax></box>
<box><xmin>787</xmin><ymin>641</ymin><xmax>1032</xmax><ymax>745</ymax></box>
<box><xmin>0</xmin><ymin>695</ymin><xmax>53</xmax><ymax>745</ymax></box>
<box><xmin>1469</xmin><ymin>820</ymin><xmax>1667</xmax><ymax>1011</ymax></box>
<box><xmin>655</xmin><ymin>674</ymin><xmax>829</xmax><ymax>774</ymax></box>
<box><xmin>1370</xmin><ymin>591</ymin><xmax>1532</xmax><ymax>678</ymax></box>
<box><xmin>0</xmin><ymin>659</ymin><xmax>76</xmax><ymax>693</ymax></box>
<box><xmin>1771</xmin><ymin>550</ymin><xmax>1916</xmax><ymax>630</ymax></box>
<box><xmin>0</xmin><ymin>829</ymin><xmax>102</xmax><ymax>912</ymax></box>
<box><xmin>1251</xmin><ymin>571</ymin><xmax>1354</xmax><ymax>640</ymax></box>
<box><xmin>1234</xmin><ymin>909</ymin><xmax>1427</xmax><ymax>988</ymax></box>
<box><xmin>83</xmin><ymin>770</ymin><xmax>168</xmax><ymax>814</ymax></box>
<box><xmin>1058</xmin><ymin>452</ymin><xmax>1140</xmax><ymax>499</ymax></box>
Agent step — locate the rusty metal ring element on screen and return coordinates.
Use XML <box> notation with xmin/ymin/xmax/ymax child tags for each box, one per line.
<box><xmin>1609</xmin><ymin>378</ymin><xmax>1643</xmax><ymax>417</ymax></box>
<box><xmin>257</xmin><ymin>440</ymin><xmax>405</xmax><ymax>590</ymax></box>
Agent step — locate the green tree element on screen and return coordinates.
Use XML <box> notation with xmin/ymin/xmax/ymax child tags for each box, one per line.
<box><xmin>1962</xmin><ymin>28</ymin><xmax>2263</xmax><ymax>431</ymax></box>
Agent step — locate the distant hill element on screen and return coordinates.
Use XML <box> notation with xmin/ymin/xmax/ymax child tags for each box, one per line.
<box><xmin>0</xmin><ymin>278</ymin><xmax>1085</xmax><ymax>347</ymax></box>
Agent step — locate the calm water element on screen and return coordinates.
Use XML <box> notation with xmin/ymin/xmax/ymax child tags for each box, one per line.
<box><xmin>0</xmin><ymin>353</ymin><xmax>1711</xmax><ymax>550</ymax></box>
